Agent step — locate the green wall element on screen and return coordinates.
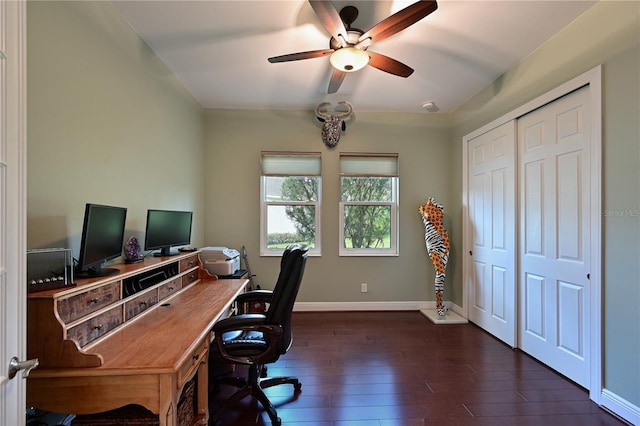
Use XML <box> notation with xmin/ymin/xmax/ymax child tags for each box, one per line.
<box><xmin>27</xmin><ymin>1</ymin><xmax>206</xmax><ymax>255</ymax></box>
<box><xmin>25</xmin><ymin>0</ymin><xmax>639</xmax><ymax>417</ymax></box>
<box><xmin>203</xmin><ymin>109</ymin><xmax>455</xmax><ymax>304</ymax></box>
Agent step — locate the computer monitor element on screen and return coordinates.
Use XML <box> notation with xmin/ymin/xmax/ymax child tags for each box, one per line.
<box><xmin>75</xmin><ymin>203</ymin><xmax>127</xmax><ymax>278</ymax></box>
<box><xmin>144</xmin><ymin>209</ymin><xmax>193</xmax><ymax>256</ymax></box>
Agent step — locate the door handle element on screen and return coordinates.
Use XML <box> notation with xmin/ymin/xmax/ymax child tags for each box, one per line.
<box><xmin>8</xmin><ymin>356</ymin><xmax>39</xmax><ymax>379</ymax></box>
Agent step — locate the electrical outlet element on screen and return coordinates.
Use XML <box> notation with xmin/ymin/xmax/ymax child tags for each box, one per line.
<box><xmin>360</xmin><ymin>283</ymin><xmax>368</xmax><ymax>293</ymax></box>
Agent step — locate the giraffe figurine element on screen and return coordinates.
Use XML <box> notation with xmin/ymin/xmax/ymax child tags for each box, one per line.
<box><xmin>419</xmin><ymin>197</ymin><xmax>450</xmax><ymax>316</ymax></box>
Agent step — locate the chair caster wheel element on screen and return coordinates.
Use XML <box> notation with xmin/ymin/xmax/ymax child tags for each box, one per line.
<box><xmin>274</xmin><ymin>417</ymin><xmax>282</xmax><ymax>425</ymax></box>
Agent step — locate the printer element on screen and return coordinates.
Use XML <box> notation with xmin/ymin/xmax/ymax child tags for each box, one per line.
<box><xmin>199</xmin><ymin>246</ymin><xmax>240</xmax><ymax>276</ymax></box>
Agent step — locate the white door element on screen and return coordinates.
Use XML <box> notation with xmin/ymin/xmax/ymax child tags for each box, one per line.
<box><xmin>0</xmin><ymin>1</ymin><xmax>29</xmax><ymax>424</ymax></box>
<box><xmin>467</xmin><ymin>121</ymin><xmax>517</xmax><ymax>347</ymax></box>
<box><xmin>518</xmin><ymin>86</ymin><xmax>591</xmax><ymax>388</ymax></box>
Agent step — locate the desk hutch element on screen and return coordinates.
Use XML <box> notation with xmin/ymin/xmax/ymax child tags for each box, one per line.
<box><xmin>26</xmin><ymin>251</ymin><xmax>247</xmax><ymax>426</ymax></box>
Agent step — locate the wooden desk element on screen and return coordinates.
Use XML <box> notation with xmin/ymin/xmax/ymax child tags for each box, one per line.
<box><xmin>27</xmin><ymin>253</ymin><xmax>247</xmax><ymax>426</ymax></box>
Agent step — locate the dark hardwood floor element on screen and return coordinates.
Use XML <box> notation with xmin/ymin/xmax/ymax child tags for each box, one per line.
<box><xmin>209</xmin><ymin>311</ymin><xmax>628</xmax><ymax>426</ymax></box>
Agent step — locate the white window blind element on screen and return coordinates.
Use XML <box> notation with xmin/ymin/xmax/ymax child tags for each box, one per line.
<box><xmin>339</xmin><ymin>153</ymin><xmax>398</xmax><ymax>177</ymax></box>
<box><xmin>261</xmin><ymin>152</ymin><xmax>322</xmax><ymax>176</ymax></box>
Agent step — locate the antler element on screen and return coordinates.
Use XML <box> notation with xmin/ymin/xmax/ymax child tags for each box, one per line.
<box><xmin>315</xmin><ymin>102</ymin><xmax>332</xmax><ymax>121</ymax></box>
<box><xmin>335</xmin><ymin>101</ymin><xmax>354</xmax><ymax>119</ymax></box>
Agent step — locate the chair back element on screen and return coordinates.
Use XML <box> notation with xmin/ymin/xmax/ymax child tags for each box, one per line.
<box><xmin>265</xmin><ymin>244</ymin><xmax>309</xmax><ymax>354</ymax></box>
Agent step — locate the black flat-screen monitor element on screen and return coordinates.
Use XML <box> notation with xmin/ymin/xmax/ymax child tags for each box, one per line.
<box><xmin>75</xmin><ymin>203</ymin><xmax>127</xmax><ymax>278</ymax></box>
<box><xmin>144</xmin><ymin>209</ymin><xmax>193</xmax><ymax>256</ymax></box>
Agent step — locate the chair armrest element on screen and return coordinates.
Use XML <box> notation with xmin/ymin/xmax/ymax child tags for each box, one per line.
<box><xmin>212</xmin><ymin>313</ymin><xmax>283</xmax><ymax>365</ymax></box>
<box><xmin>213</xmin><ymin>313</ymin><xmax>267</xmax><ymax>333</ymax></box>
<box><xmin>235</xmin><ymin>290</ymin><xmax>273</xmax><ymax>314</ymax></box>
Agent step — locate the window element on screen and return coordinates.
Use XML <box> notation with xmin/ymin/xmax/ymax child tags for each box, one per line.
<box><xmin>260</xmin><ymin>152</ymin><xmax>321</xmax><ymax>256</ymax></box>
<box><xmin>339</xmin><ymin>153</ymin><xmax>399</xmax><ymax>256</ymax></box>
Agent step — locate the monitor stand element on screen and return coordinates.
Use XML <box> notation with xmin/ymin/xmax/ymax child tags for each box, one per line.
<box><xmin>75</xmin><ymin>266</ymin><xmax>119</xmax><ymax>278</ymax></box>
<box><xmin>153</xmin><ymin>247</ymin><xmax>179</xmax><ymax>257</ymax></box>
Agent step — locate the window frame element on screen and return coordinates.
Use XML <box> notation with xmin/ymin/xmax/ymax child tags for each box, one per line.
<box><xmin>260</xmin><ymin>152</ymin><xmax>322</xmax><ymax>257</ymax></box>
<box><xmin>339</xmin><ymin>153</ymin><xmax>399</xmax><ymax>257</ymax></box>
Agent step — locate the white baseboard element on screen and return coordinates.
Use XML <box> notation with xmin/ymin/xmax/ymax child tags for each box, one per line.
<box><xmin>600</xmin><ymin>388</ymin><xmax>640</xmax><ymax>425</ymax></box>
<box><xmin>294</xmin><ymin>300</ymin><xmax>466</xmax><ymax>317</ymax></box>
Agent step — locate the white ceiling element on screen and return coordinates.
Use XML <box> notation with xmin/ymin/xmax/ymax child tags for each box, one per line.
<box><xmin>111</xmin><ymin>0</ymin><xmax>597</xmax><ymax>113</ymax></box>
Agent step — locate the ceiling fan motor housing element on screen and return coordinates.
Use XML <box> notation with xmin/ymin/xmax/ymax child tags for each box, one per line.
<box><xmin>330</xmin><ymin>29</ymin><xmax>366</xmax><ymax>51</ymax></box>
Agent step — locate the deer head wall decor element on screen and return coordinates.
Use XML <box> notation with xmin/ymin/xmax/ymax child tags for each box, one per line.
<box><xmin>315</xmin><ymin>101</ymin><xmax>354</xmax><ymax>148</ymax></box>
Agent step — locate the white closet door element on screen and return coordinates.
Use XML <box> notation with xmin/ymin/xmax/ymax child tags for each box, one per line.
<box><xmin>467</xmin><ymin>121</ymin><xmax>517</xmax><ymax>347</ymax></box>
<box><xmin>518</xmin><ymin>85</ymin><xmax>591</xmax><ymax>388</ymax></box>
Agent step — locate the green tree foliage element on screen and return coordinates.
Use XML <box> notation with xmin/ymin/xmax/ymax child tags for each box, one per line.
<box><xmin>280</xmin><ymin>176</ymin><xmax>392</xmax><ymax>249</ymax></box>
<box><xmin>281</xmin><ymin>177</ymin><xmax>317</xmax><ymax>244</ymax></box>
<box><xmin>343</xmin><ymin>205</ymin><xmax>390</xmax><ymax>248</ymax></box>
<box><xmin>342</xmin><ymin>177</ymin><xmax>391</xmax><ymax>248</ymax></box>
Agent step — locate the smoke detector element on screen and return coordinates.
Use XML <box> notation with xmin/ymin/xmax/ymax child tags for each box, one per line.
<box><xmin>422</xmin><ymin>101</ymin><xmax>439</xmax><ymax>112</ymax></box>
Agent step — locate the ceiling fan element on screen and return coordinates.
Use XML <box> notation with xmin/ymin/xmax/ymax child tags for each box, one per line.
<box><xmin>268</xmin><ymin>0</ymin><xmax>438</xmax><ymax>94</ymax></box>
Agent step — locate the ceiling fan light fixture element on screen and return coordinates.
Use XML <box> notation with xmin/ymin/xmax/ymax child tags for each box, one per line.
<box><xmin>330</xmin><ymin>47</ymin><xmax>369</xmax><ymax>72</ymax></box>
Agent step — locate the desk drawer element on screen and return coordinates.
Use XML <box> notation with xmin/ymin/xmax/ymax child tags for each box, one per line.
<box><xmin>124</xmin><ymin>291</ymin><xmax>158</xmax><ymax>321</ymax></box>
<box><xmin>57</xmin><ymin>281</ymin><xmax>121</xmax><ymax>323</ymax></box>
<box><xmin>158</xmin><ymin>277</ymin><xmax>182</xmax><ymax>300</ymax></box>
<box><xmin>179</xmin><ymin>254</ymin><xmax>198</xmax><ymax>272</ymax></box>
<box><xmin>67</xmin><ymin>306</ymin><xmax>123</xmax><ymax>347</ymax></box>
<box><xmin>181</xmin><ymin>270</ymin><xmax>198</xmax><ymax>288</ymax></box>
<box><xmin>178</xmin><ymin>338</ymin><xmax>208</xmax><ymax>387</ymax></box>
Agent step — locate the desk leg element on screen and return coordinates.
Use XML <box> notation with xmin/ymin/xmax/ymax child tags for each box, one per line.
<box><xmin>159</xmin><ymin>362</ymin><xmax>208</xmax><ymax>426</ymax></box>
<box><xmin>159</xmin><ymin>375</ymin><xmax>177</xmax><ymax>426</ymax></box>
<box><xmin>196</xmin><ymin>354</ymin><xmax>209</xmax><ymax>424</ymax></box>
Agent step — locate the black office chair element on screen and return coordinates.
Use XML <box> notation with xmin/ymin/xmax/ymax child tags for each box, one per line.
<box><xmin>210</xmin><ymin>244</ymin><xmax>309</xmax><ymax>425</ymax></box>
